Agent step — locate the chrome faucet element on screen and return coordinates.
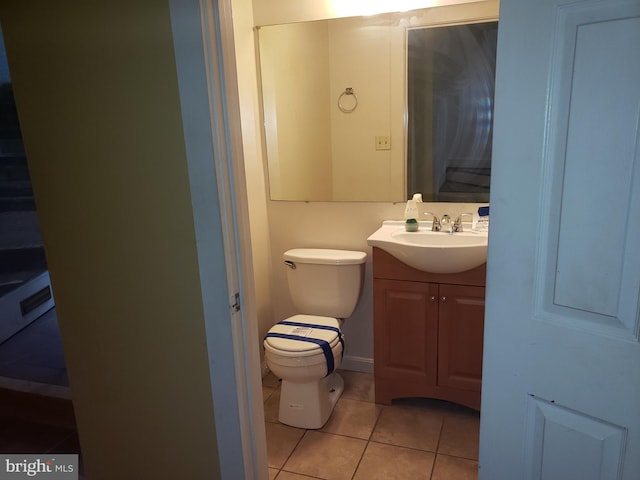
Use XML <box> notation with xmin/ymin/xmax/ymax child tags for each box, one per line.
<box><xmin>423</xmin><ymin>212</ymin><xmax>441</xmax><ymax>231</ymax></box>
<box><xmin>452</xmin><ymin>213</ymin><xmax>473</xmax><ymax>232</ymax></box>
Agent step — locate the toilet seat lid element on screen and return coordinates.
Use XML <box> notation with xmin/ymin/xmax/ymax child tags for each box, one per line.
<box><xmin>264</xmin><ymin>314</ymin><xmax>341</xmax><ymax>355</ymax></box>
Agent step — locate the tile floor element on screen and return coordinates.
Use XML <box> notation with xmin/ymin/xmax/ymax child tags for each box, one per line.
<box><xmin>263</xmin><ymin>370</ymin><xmax>480</xmax><ymax>480</ymax></box>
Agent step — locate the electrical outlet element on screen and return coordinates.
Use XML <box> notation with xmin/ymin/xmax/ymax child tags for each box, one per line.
<box><xmin>375</xmin><ymin>135</ymin><xmax>391</xmax><ymax>150</ymax></box>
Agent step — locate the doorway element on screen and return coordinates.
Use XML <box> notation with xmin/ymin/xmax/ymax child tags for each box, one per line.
<box><xmin>0</xmin><ymin>26</ymin><xmax>59</xmax><ymax>388</ymax></box>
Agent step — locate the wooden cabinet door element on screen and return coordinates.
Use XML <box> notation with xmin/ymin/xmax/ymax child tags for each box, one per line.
<box><xmin>373</xmin><ymin>279</ymin><xmax>438</xmax><ymax>386</ymax></box>
<box><xmin>437</xmin><ymin>284</ymin><xmax>485</xmax><ymax>392</ymax></box>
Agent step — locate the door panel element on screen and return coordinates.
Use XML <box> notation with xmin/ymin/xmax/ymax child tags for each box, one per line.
<box><xmin>538</xmin><ymin>2</ymin><xmax>640</xmax><ymax>340</ymax></box>
<box><xmin>373</xmin><ymin>279</ymin><xmax>438</xmax><ymax>383</ymax></box>
<box><xmin>480</xmin><ymin>0</ymin><xmax>640</xmax><ymax>478</ymax></box>
<box><xmin>437</xmin><ymin>284</ymin><xmax>484</xmax><ymax>392</ymax></box>
<box><xmin>525</xmin><ymin>397</ymin><xmax>627</xmax><ymax>480</ymax></box>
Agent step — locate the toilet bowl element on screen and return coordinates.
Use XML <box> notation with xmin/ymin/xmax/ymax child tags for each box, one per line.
<box><xmin>265</xmin><ymin>314</ymin><xmax>344</xmax><ymax>429</ymax></box>
<box><xmin>264</xmin><ymin>248</ymin><xmax>366</xmax><ymax>429</ymax></box>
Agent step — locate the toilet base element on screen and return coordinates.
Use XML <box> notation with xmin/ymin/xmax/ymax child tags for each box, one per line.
<box><xmin>278</xmin><ymin>372</ymin><xmax>344</xmax><ymax>429</ymax></box>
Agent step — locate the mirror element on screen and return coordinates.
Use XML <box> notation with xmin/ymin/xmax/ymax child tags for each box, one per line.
<box><xmin>407</xmin><ymin>21</ymin><xmax>497</xmax><ymax>203</ymax></box>
<box><xmin>257</xmin><ymin>6</ymin><xmax>498</xmax><ymax>202</ymax></box>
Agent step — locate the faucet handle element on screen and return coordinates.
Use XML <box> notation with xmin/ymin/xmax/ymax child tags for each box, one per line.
<box><xmin>453</xmin><ymin>213</ymin><xmax>473</xmax><ymax>232</ymax></box>
<box><xmin>423</xmin><ymin>212</ymin><xmax>441</xmax><ymax>231</ymax></box>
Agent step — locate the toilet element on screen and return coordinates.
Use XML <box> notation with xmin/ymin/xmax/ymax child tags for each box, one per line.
<box><xmin>264</xmin><ymin>248</ymin><xmax>367</xmax><ymax>429</ymax></box>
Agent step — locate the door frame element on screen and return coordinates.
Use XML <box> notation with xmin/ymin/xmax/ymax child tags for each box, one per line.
<box><xmin>169</xmin><ymin>0</ymin><xmax>268</xmax><ymax>478</ymax></box>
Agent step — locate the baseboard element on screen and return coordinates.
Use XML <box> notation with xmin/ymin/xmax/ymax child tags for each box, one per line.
<box><xmin>340</xmin><ymin>355</ymin><xmax>374</xmax><ymax>374</ymax></box>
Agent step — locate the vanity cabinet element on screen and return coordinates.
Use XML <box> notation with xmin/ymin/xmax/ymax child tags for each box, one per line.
<box><xmin>372</xmin><ymin>247</ymin><xmax>485</xmax><ymax>410</ymax></box>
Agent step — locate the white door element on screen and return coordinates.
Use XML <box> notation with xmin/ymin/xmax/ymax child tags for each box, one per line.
<box><xmin>480</xmin><ymin>0</ymin><xmax>640</xmax><ymax>478</ymax></box>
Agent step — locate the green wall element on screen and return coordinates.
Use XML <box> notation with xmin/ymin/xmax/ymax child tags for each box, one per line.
<box><xmin>0</xmin><ymin>1</ymin><xmax>222</xmax><ymax>478</ymax></box>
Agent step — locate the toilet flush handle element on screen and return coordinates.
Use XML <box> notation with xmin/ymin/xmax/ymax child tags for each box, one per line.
<box><xmin>284</xmin><ymin>260</ymin><xmax>296</xmax><ymax>269</ymax></box>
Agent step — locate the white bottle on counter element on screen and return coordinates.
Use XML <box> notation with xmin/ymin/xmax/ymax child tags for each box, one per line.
<box><xmin>404</xmin><ymin>193</ymin><xmax>422</xmax><ymax>220</ymax></box>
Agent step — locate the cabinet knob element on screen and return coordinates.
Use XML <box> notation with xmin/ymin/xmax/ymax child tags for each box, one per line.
<box><xmin>430</xmin><ymin>296</ymin><xmax>436</xmax><ymax>301</ymax></box>
<box><xmin>441</xmin><ymin>296</ymin><xmax>447</xmax><ymax>302</ymax></box>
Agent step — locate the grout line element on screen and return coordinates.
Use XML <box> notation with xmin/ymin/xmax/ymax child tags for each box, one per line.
<box><xmin>347</xmin><ymin>405</ymin><xmax>382</xmax><ymax>480</ymax></box>
<box><xmin>366</xmin><ymin>439</ymin><xmax>439</xmax><ymax>455</ymax></box>
<box><xmin>347</xmin><ymin>401</ymin><xmax>385</xmax><ymax>478</ymax></box>
<box><xmin>348</xmin><ymin>439</ymin><xmax>367</xmax><ymax>480</ymax></box>
<box><xmin>367</xmin><ymin>404</ymin><xmax>385</xmax><ymax>442</ymax></box>
<box><xmin>279</xmin><ymin>428</ymin><xmax>310</xmax><ymax>473</ymax></box>
<box><xmin>428</xmin><ymin>416</ymin><xmax>445</xmax><ymax>479</ymax></box>
<box><xmin>436</xmin><ymin>452</ymin><xmax>480</xmax><ymax>462</ymax></box>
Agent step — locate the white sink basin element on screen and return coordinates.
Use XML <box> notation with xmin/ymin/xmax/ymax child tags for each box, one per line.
<box><xmin>367</xmin><ymin>220</ymin><xmax>488</xmax><ymax>274</ymax></box>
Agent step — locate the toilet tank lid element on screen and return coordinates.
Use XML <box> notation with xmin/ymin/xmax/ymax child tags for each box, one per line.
<box><xmin>283</xmin><ymin>248</ymin><xmax>367</xmax><ymax>265</ymax></box>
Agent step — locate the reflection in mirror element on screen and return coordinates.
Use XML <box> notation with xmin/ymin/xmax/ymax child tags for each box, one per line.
<box><xmin>257</xmin><ymin>6</ymin><xmax>499</xmax><ymax>202</ymax></box>
<box><xmin>407</xmin><ymin>22</ymin><xmax>497</xmax><ymax>202</ymax></box>
<box><xmin>258</xmin><ymin>16</ymin><xmax>405</xmax><ymax>202</ymax></box>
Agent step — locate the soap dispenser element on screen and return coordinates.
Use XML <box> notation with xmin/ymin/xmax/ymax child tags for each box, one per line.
<box><xmin>404</xmin><ymin>193</ymin><xmax>422</xmax><ymax>220</ymax></box>
<box><xmin>404</xmin><ymin>193</ymin><xmax>422</xmax><ymax>231</ymax></box>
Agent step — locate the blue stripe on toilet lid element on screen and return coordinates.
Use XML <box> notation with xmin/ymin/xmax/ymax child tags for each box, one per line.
<box><xmin>264</xmin><ymin>315</ymin><xmax>340</xmax><ymax>354</ymax></box>
<box><xmin>263</xmin><ymin>315</ymin><xmax>344</xmax><ymax>378</ymax></box>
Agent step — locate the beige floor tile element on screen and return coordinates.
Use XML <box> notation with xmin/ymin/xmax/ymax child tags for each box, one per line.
<box><xmin>276</xmin><ymin>472</ymin><xmax>324</xmax><ymax>480</ymax></box>
<box><xmin>264</xmin><ymin>388</ymin><xmax>282</xmax><ymax>423</ymax></box>
<box><xmin>263</xmin><ymin>386</ymin><xmax>276</xmax><ymax>402</ymax></box>
<box><xmin>319</xmin><ymin>397</ymin><xmax>382</xmax><ymax>439</ymax></box>
<box><xmin>353</xmin><ymin>441</ymin><xmax>435</xmax><ymax>480</ymax></box>
<box><xmin>339</xmin><ymin>370</ymin><xmax>375</xmax><ymax>403</ymax></box>
<box><xmin>268</xmin><ymin>467</ymin><xmax>279</xmax><ymax>479</ymax></box>
<box><xmin>265</xmin><ymin>422</ymin><xmax>305</xmax><ymax>469</ymax></box>
<box><xmin>431</xmin><ymin>454</ymin><xmax>478</xmax><ymax>480</ymax></box>
<box><xmin>370</xmin><ymin>404</ymin><xmax>443</xmax><ymax>452</ymax></box>
<box><xmin>283</xmin><ymin>431</ymin><xmax>367</xmax><ymax>480</ymax></box>
<box><xmin>263</xmin><ymin>372</ymin><xmax>282</xmax><ymax>388</ymax></box>
<box><xmin>438</xmin><ymin>411</ymin><xmax>480</xmax><ymax>460</ymax></box>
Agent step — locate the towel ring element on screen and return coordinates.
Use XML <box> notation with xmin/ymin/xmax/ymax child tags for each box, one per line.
<box><xmin>338</xmin><ymin>87</ymin><xmax>358</xmax><ymax>113</ymax></box>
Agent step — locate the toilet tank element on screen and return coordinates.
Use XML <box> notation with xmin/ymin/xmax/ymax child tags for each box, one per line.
<box><xmin>283</xmin><ymin>248</ymin><xmax>367</xmax><ymax>319</ymax></box>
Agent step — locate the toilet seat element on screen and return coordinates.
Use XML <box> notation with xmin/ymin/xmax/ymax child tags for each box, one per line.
<box><xmin>264</xmin><ymin>314</ymin><xmax>344</xmax><ymax>377</ymax></box>
<box><xmin>264</xmin><ymin>314</ymin><xmax>342</xmax><ymax>356</ymax></box>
